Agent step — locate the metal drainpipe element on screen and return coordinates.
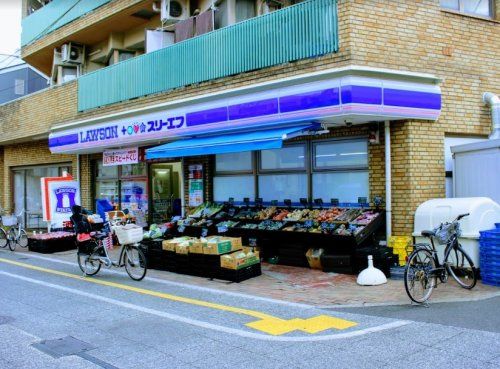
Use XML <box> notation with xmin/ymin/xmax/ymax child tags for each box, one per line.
<box><xmin>385</xmin><ymin>120</ymin><xmax>392</xmax><ymax>239</ymax></box>
<box><xmin>483</xmin><ymin>92</ymin><xmax>500</xmax><ymax>139</ymax></box>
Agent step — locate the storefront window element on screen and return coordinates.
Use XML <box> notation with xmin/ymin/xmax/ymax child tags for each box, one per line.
<box><xmin>13</xmin><ymin>164</ymin><xmax>71</xmax><ymax>228</ymax></box>
<box><xmin>121</xmin><ymin>162</ymin><xmax>147</xmax><ymax>177</ymax></box>
<box><xmin>258</xmin><ymin>174</ymin><xmax>307</xmax><ymax>203</ymax></box>
<box><xmin>313</xmin><ymin>172</ymin><xmax>369</xmax><ymax>204</ymax></box>
<box><xmin>94</xmin><ymin>160</ymin><xmax>148</xmax><ymax>220</ymax></box>
<box><xmin>314</xmin><ymin>140</ymin><xmax>368</xmax><ymax>169</ymax></box>
<box><xmin>260</xmin><ymin>145</ymin><xmax>305</xmax><ymax>170</ymax></box>
<box><xmin>214</xmin><ymin>176</ymin><xmax>255</xmax><ymax>202</ymax></box>
<box><xmin>213</xmin><ymin>138</ymin><xmax>369</xmax><ymax>205</ymax></box>
<box><xmin>216</xmin><ymin>152</ymin><xmax>252</xmax><ymax>172</ymax></box>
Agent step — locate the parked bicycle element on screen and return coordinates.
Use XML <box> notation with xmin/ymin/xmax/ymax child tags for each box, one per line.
<box><xmin>404</xmin><ymin>213</ymin><xmax>477</xmax><ymax>304</ymax></box>
<box><xmin>77</xmin><ymin>222</ymin><xmax>147</xmax><ymax>281</ymax></box>
<box><xmin>0</xmin><ymin>208</ymin><xmax>9</xmax><ymax>249</ymax></box>
<box><xmin>0</xmin><ymin>208</ymin><xmax>28</xmax><ymax>251</ymax></box>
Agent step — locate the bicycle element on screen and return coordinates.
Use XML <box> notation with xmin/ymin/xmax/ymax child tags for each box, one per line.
<box><xmin>0</xmin><ymin>208</ymin><xmax>9</xmax><ymax>249</ymax></box>
<box><xmin>3</xmin><ymin>210</ymin><xmax>28</xmax><ymax>251</ymax></box>
<box><xmin>404</xmin><ymin>213</ymin><xmax>477</xmax><ymax>304</ymax></box>
<box><xmin>77</xmin><ymin>222</ymin><xmax>147</xmax><ymax>281</ymax></box>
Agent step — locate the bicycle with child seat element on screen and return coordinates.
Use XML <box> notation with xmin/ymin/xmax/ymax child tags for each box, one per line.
<box><xmin>404</xmin><ymin>213</ymin><xmax>477</xmax><ymax>304</ymax></box>
<box><xmin>77</xmin><ymin>221</ymin><xmax>147</xmax><ymax>281</ymax></box>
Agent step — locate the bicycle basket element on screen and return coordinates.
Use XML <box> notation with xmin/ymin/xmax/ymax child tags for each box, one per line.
<box><xmin>114</xmin><ymin>224</ymin><xmax>143</xmax><ymax>245</ymax></box>
<box><xmin>434</xmin><ymin>223</ymin><xmax>460</xmax><ymax>245</ymax></box>
<box><xmin>2</xmin><ymin>215</ymin><xmax>18</xmax><ymax>226</ymax></box>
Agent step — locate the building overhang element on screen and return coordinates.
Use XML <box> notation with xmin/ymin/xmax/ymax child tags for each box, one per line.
<box><xmin>49</xmin><ymin>65</ymin><xmax>442</xmax><ymax>154</ymax></box>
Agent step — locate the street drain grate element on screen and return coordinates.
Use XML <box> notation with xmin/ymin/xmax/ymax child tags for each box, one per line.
<box><xmin>32</xmin><ymin>336</ymin><xmax>119</xmax><ymax>369</ymax></box>
<box><xmin>0</xmin><ymin>316</ymin><xmax>14</xmax><ymax>325</ymax></box>
<box><xmin>32</xmin><ymin>336</ymin><xmax>96</xmax><ymax>358</ymax></box>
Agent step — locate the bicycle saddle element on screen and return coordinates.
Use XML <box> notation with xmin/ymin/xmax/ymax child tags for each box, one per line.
<box><xmin>421</xmin><ymin>230</ymin><xmax>435</xmax><ymax>237</ymax></box>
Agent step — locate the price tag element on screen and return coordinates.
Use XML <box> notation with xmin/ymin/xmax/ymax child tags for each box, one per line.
<box><xmin>201</xmin><ymin>228</ymin><xmax>208</xmax><ymax>237</ymax></box>
<box><xmin>218</xmin><ymin>226</ymin><xmax>228</xmax><ymax>233</ymax></box>
<box><xmin>249</xmin><ymin>238</ymin><xmax>257</xmax><ymax>247</ymax></box>
<box><xmin>178</xmin><ymin>225</ymin><xmax>185</xmax><ymax>233</ymax></box>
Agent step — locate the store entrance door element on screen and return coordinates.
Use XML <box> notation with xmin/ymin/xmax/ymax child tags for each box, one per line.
<box><xmin>150</xmin><ymin>162</ymin><xmax>183</xmax><ymax>223</ymax></box>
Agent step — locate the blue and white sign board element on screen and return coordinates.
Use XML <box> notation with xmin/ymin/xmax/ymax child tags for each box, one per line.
<box><xmin>42</xmin><ymin>180</ymin><xmax>81</xmax><ymax>228</ymax></box>
<box><xmin>49</xmin><ymin>72</ymin><xmax>441</xmax><ymax>154</ymax></box>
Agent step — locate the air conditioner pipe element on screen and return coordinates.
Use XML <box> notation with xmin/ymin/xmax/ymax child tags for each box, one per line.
<box><xmin>385</xmin><ymin>120</ymin><xmax>392</xmax><ymax>239</ymax></box>
<box><xmin>483</xmin><ymin>92</ymin><xmax>500</xmax><ymax>140</ymax></box>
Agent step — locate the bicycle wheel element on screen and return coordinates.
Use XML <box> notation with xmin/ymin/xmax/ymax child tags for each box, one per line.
<box><xmin>124</xmin><ymin>246</ymin><xmax>147</xmax><ymax>281</ymax></box>
<box><xmin>404</xmin><ymin>249</ymin><xmax>436</xmax><ymax>304</ymax></box>
<box><xmin>77</xmin><ymin>242</ymin><xmax>101</xmax><ymax>276</ymax></box>
<box><xmin>7</xmin><ymin>228</ymin><xmax>16</xmax><ymax>251</ymax></box>
<box><xmin>18</xmin><ymin>229</ymin><xmax>29</xmax><ymax>248</ymax></box>
<box><xmin>446</xmin><ymin>247</ymin><xmax>477</xmax><ymax>289</ymax></box>
<box><xmin>0</xmin><ymin>228</ymin><xmax>8</xmax><ymax>248</ymax></box>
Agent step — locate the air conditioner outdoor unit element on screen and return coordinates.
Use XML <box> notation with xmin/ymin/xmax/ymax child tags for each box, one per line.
<box><xmin>61</xmin><ymin>42</ymin><xmax>85</xmax><ymax>64</ymax></box>
<box><xmin>161</xmin><ymin>0</ymin><xmax>190</xmax><ymax>24</ymax></box>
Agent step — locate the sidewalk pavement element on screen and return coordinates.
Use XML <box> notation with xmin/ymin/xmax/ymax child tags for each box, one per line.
<box><xmin>11</xmin><ymin>248</ymin><xmax>500</xmax><ymax>308</ymax></box>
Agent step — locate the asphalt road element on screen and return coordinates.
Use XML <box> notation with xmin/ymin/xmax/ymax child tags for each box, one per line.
<box><xmin>0</xmin><ymin>249</ymin><xmax>499</xmax><ymax>369</ymax></box>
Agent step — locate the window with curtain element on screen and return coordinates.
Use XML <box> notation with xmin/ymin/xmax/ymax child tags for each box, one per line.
<box><xmin>440</xmin><ymin>0</ymin><xmax>493</xmax><ymax>18</ymax></box>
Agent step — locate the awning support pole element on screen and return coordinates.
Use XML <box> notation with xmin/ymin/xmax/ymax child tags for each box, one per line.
<box><xmin>385</xmin><ymin>120</ymin><xmax>392</xmax><ymax>239</ymax></box>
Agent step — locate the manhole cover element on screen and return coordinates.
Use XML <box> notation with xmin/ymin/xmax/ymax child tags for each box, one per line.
<box><xmin>0</xmin><ymin>316</ymin><xmax>14</xmax><ymax>325</ymax></box>
<box><xmin>32</xmin><ymin>336</ymin><xmax>96</xmax><ymax>358</ymax></box>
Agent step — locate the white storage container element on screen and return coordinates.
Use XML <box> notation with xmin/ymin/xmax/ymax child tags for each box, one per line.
<box><xmin>2</xmin><ymin>215</ymin><xmax>18</xmax><ymax>226</ymax></box>
<box><xmin>114</xmin><ymin>224</ymin><xmax>143</xmax><ymax>245</ymax></box>
<box><xmin>413</xmin><ymin>197</ymin><xmax>500</xmax><ymax>267</ymax></box>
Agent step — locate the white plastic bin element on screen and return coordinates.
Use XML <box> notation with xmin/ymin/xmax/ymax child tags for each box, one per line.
<box><xmin>413</xmin><ymin>197</ymin><xmax>500</xmax><ymax>267</ymax></box>
<box><xmin>114</xmin><ymin>224</ymin><xmax>143</xmax><ymax>245</ymax></box>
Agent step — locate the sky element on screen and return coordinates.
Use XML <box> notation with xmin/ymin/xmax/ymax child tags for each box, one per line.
<box><xmin>0</xmin><ymin>0</ymin><xmax>22</xmax><ymax>69</ymax></box>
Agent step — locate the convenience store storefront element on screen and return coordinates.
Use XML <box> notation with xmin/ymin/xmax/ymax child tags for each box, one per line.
<box><xmin>49</xmin><ymin>67</ymin><xmax>442</xmax><ymax>238</ymax></box>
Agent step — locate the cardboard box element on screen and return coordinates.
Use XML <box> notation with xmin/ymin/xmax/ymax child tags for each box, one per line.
<box><xmin>220</xmin><ymin>250</ymin><xmax>260</xmax><ymax>270</ymax></box>
<box><xmin>175</xmin><ymin>241</ymin><xmax>191</xmax><ymax>254</ymax></box>
<box><xmin>306</xmin><ymin>248</ymin><xmax>324</xmax><ymax>270</ymax></box>
<box><xmin>203</xmin><ymin>238</ymin><xmax>233</xmax><ymax>255</ymax></box>
<box><xmin>189</xmin><ymin>239</ymin><xmax>207</xmax><ymax>254</ymax></box>
<box><xmin>163</xmin><ymin>237</ymin><xmax>194</xmax><ymax>251</ymax></box>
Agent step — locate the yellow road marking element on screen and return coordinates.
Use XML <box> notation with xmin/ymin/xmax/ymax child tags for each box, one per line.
<box><xmin>0</xmin><ymin>257</ymin><xmax>358</xmax><ymax>335</ymax></box>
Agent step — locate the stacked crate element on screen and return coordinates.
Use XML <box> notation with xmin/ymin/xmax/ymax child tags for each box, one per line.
<box><xmin>388</xmin><ymin>236</ymin><xmax>412</xmax><ymax>266</ymax></box>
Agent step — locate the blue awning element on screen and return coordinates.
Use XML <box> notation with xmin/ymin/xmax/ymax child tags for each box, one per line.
<box><xmin>146</xmin><ymin>124</ymin><xmax>316</xmax><ymax>160</ymax></box>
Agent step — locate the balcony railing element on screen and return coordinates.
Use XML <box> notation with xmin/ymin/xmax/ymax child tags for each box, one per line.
<box><xmin>77</xmin><ymin>0</ymin><xmax>338</xmax><ymax>112</ymax></box>
<box><xmin>21</xmin><ymin>0</ymin><xmax>111</xmax><ymax>47</ymax></box>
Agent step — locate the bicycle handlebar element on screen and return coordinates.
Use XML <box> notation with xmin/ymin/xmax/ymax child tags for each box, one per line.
<box><xmin>455</xmin><ymin>213</ymin><xmax>470</xmax><ymax>222</ymax></box>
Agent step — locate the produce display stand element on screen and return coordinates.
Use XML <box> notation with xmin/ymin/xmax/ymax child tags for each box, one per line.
<box><xmin>173</xmin><ymin>204</ymin><xmax>387</xmax><ymax>272</ymax></box>
<box><xmin>28</xmin><ymin>232</ymin><xmax>76</xmax><ymax>254</ymax></box>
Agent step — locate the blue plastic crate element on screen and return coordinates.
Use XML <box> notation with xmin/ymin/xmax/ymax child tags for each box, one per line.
<box><xmin>482</xmin><ymin>277</ymin><xmax>500</xmax><ymax>287</ymax></box>
<box><xmin>496</xmin><ymin>223</ymin><xmax>500</xmax><ymax>229</ymax></box>
<box><xmin>479</xmin><ymin>242</ymin><xmax>500</xmax><ymax>251</ymax></box>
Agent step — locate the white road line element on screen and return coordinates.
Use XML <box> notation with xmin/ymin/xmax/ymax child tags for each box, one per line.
<box><xmin>5</xmin><ymin>251</ymin><xmax>319</xmax><ymax>310</ymax></box>
<box><xmin>0</xmin><ymin>271</ymin><xmax>411</xmax><ymax>342</ymax></box>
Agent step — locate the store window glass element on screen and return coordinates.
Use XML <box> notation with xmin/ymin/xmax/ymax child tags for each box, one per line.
<box><xmin>13</xmin><ymin>164</ymin><xmax>70</xmax><ymax>228</ymax></box>
<box><xmin>121</xmin><ymin>163</ymin><xmax>147</xmax><ymax>177</ymax></box>
<box><xmin>97</xmin><ymin>161</ymin><xmax>118</xmax><ymax>178</ymax></box>
<box><xmin>121</xmin><ymin>180</ymin><xmax>148</xmax><ymax>214</ymax></box>
<box><xmin>214</xmin><ymin>176</ymin><xmax>255</xmax><ymax>202</ymax></box>
<box><xmin>313</xmin><ymin>172</ymin><xmax>369</xmax><ymax>204</ymax></box>
<box><xmin>261</xmin><ymin>146</ymin><xmax>305</xmax><ymax>170</ymax></box>
<box><xmin>216</xmin><ymin>152</ymin><xmax>252</xmax><ymax>172</ymax></box>
<box><xmin>314</xmin><ymin>140</ymin><xmax>368</xmax><ymax>169</ymax></box>
<box><xmin>440</xmin><ymin>0</ymin><xmax>493</xmax><ymax>17</ymax></box>
<box><xmin>258</xmin><ymin>174</ymin><xmax>307</xmax><ymax>202</ymax></box>
<box><xmin>95</xmin><ymin>180</ymin><xmax>119</xmax><ymax>208</ymax></box>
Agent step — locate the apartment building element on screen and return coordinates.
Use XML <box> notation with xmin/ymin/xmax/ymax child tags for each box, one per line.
<box><xmin>0</xmin><ymin>0</ymin><xmax>498</xmax><ymax>236</ymax></box>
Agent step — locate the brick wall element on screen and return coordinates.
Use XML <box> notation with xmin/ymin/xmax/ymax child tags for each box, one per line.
<box><xmin>2</xmin><ymin>141</ymin><xmax>77</xmax><ymax>212</ymax></box>
<box><xmin>0</xmin><ymin>81</ymin><xmax>77</xmax><ymax>144</ymax></box>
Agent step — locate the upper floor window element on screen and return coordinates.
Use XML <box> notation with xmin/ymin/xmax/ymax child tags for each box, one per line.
<box><xmin>440</xmin><ymin>0</ymin><xmax>494</xmax><ymax>18</ymax></box>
